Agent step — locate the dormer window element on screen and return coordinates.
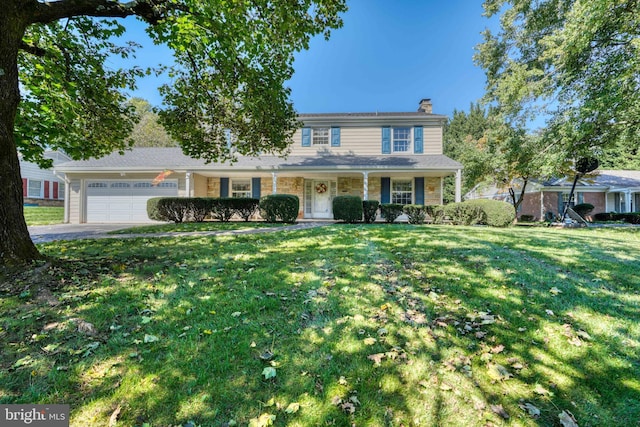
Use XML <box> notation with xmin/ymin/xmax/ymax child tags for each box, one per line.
<box><xmin>312</xmin><ymin>128</ymin><xmax>330</xmax><ymax>145</ymax></box>
<box><xmin>392</xmin><ymin>127</ymin><xmax>411</xmax><ymax>152</ymax></box>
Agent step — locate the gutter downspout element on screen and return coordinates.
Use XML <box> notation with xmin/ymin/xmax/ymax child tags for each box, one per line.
<box><xmin>53</xmin><ymin>170</ymin><xmax>70</xmax><ymax>224</ymax></box>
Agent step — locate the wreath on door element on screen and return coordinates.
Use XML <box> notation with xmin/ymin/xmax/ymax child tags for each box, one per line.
<box><xmin>315</xmin><ymin>183</ymin><xmax>328</xmax><ymax>194</ymax></box>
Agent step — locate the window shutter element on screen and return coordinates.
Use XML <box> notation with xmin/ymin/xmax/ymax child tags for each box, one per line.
<box><xmin>415</xmin><ymin>177</ymin><xmax>424</xmax><ymax>205</ymax></box>
<box><xmin>252</xmin><ymin>177</ymin><xmax>261</xmax><ymax>199</ymax></box>
<box><xmin>220</xmin><ymin>177</ymin><xmax>229</xmax><ymax>197</ymax></box>
<box><xmin>381</xmin><ymin>177</ymin><xmax>391</xmax><ymax>203</ymax></box>
<box><xmin>381</xmin><ymin>127</ymin><xmax>391</xmax><ymax>154</ymax></box>
<box><xmin>22</xmin><ymin>179</ymin><xmax>27</xmax><ymax>197</ymax></box>
<box><xmin>44</xmin><ymin>181</ymin><xmax>50</xmax><ymax>199</ymax></box>
<box><xmin>53</xmin><ymin>182</ymin><xmax>59</xmax><ymax>199</ymax></box>
<box><xmin>302</xmin><ymin>127</ymin><xmax>311</xmax><ymax>147</ymax></box>
<box><xmin>331</xmin><ymin>127</ymin><xmax>341</xmax><ymax>147</ymax></box>
<box><xmin>557</xmin><ymin>192</ymin><xmax>563</xmax><ymax>216</ymax></box>
<box><xmin>413</xmin><ymin>126</ymin><xmax>423</xmax><ymax>154</ymax></box>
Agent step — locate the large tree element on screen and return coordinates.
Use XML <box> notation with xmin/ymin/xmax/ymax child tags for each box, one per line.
<box><xmin>475</xmin><ymin>0</ymin><xmax>640</xmax><ymax>161</ymax></box>
<box><xmin>127</xmin><ymin>98</ymin><xmax>176</xmax><ymax>148</ymax></box>
<box><xmin>1</xmin><ymin>0</ymin><xmax>346</xmax><ymax>266</ymax></box>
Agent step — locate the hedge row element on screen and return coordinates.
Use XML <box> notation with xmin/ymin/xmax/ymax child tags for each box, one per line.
<box><xmin>593</xmin><ymin>212</ymin><xmax>640</xmax><ymax>224</ymax></box>
<box><xmin>331</xmin><ymin>196</ymin><xmax>514</xmax><ymax>227</ymax></box>
<box><xmin>147</xmin><ymin>195</ymin><xmax>299</xmax><ymax>223</ymax></box>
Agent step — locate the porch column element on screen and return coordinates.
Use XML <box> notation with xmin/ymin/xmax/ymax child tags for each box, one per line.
<box><xmin>455</xmin><ymin>169</ymin><xmax>462</xmax><ymax>203</ymax></box>
<box><xmin>362</xmin><ymin>171</ymin><xmax>369</xmax><ymax>201</ymax></box>
<box><xmin>625</xmin><ymin>190</ymin><xmax>632</xmax><ymax>213</ymax></box>
<box><xmin>185</xmin><ymin>172</ymin><xmax>192</xmax><ymax>197</ymax></box>
<box><xmin>271</xmin><ymin>172</ymin><xmax>277</xmax><ymax>194</ymax></box>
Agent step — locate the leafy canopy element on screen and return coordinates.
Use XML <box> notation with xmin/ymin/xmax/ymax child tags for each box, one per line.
<box><xmin>475</xmin><ymin>0</ymin><xmax>640</xmax><ymax>162</ymax></box>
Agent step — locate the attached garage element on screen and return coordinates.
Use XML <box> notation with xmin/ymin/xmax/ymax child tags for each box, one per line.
<box><xmin>86</xmin><ymin>180</ymin><xmax>178</xmax><ymax>223</ymax></box>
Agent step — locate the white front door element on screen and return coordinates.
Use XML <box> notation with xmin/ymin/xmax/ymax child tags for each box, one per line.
<box><xmin>312</xmin><ymin>180</ymin><xmax>332</xmax><ymax>218</ymax></box>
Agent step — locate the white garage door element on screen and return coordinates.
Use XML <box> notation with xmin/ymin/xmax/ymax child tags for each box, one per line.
<box><xmin>86</xmin><ymin>180</ymin><xmax>178</xmax><ymax>223</ymax></box>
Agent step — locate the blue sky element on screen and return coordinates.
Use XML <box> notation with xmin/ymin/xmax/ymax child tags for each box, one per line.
<box><xmin>120</xmin><ymin>1</ymin><xmax>496</xmax><ymax>118</ymax></box>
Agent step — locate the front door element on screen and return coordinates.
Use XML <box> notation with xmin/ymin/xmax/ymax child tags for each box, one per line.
<box><xmin>312</xmin><ymin>180</ymin><xmax>332</xmax><ymax>218</ymax></box>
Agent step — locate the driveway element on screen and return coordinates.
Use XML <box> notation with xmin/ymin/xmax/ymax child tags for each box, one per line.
<box><xmin>28</xmin><ymin>224</ymin><xmax>148</xmax><ymax>244</ymax></box>
<box><xmin>28</xmin><ymin>221</ymin><xmax>333</xmax><ymax>244</ymax></box>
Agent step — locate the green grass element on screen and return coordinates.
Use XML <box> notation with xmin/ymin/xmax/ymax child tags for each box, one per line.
<box><xmin>109</xmin><ymin>221</ymin><xmax>289</xmax><ymax>234</ymax></box>
<box><xmin>1</xmin><ymin>225</ymin><xmax>639</xmax><ymax>426</ymax></box>
<box><xmin>23</xmin><ymin>206</ymin><xmax>64</xmax><ymax>225</ymax></box>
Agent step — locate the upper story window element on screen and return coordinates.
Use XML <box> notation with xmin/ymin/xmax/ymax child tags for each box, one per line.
<box><xmin>312</xmin><ymin>128</ymin><xmax>330</xmax><ymax>145</ymax></box>
<box><xmin>392</xmin><ymin>127</ymin><xmax>411</xmax><ymax>152</ymax></box>
<box><xmin>231</xmin><ymin>179</ymin><xmax>251</xmax><ymax>198</ymax></box>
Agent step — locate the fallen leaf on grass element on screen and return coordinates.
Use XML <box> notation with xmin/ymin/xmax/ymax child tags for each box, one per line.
<box><xmin>108</xmin><ymin>405</ymin><xmax>121</xmax><ymax>427</ymax></box>
<box><xmin>534</xmin><ymin>384</ymin><xmax>553</xmax><ymax>396</ymax></box>
<box><xmin>143</xmin><ymin>334</ymin><xmax>159</xmax><ymax>343</ymax></box>
<box><xmin>487</xmin><ymin>363</ymin><xmax>512</xmax><ymax>381</ymax></box>
<box><xmin>490</xmin><ymin>344</ymin><xmax>505</xmax><ymax>354</ymax></box>
<box><xmin>439</xmin><ymin>383</ymin><xmax>453</xmax><ymax>391</ymax></box>
<box><xmin>576</xmin><ymin>330</ymin><xmax>592</xmax><ymax>341</ymax></box>
<box><xmin>341</xmin><ymin>402</ymin><xmax>356</xmax><ymax>414</ymax></box>
<box><xmin>558</xmin><ymin>410</ymin><xmax>579</xmax><ymax>427</ymax></box>
<box><xmin>549</xmin><ymin>287</ymin><xmax>562</xmax><ymax>295</ymax></box>
<box><xmin>519</xmin><ymin>402</ymin><xmax>540</xmax><ymax>418</ymax></box>
<box><xmin>545</xmin><ymin>309</ymin><xmax>555</xmax><ymax>316</ymax></box>
<box><xmin>490</xmin><ymin>404</ymin><xmax>509</xmax><ymax>419</ymax></box>
<box><xmin>249</xmin><ymin>413</ymin><xmax>276</xmax><ymax>427</ymax></box>
<box><xmin>262</xmin><ymin>367</ymin><xmax>277</xmax><ymax>380</ymax></box>
<box><xmin>284</xmin><ymin>402</ymin><xmax>300</xmax><ymax>414</ymax></box>
<box><xmin>368</xmin><ymin>353</ymin><xmax>385</xmax><ymax>365</ymax></box>
<box><xmin>568</xmin><ymin>337</ymin><xmax>583</xmax><ymax>346</ymax></box>
<box><xmin>231</xmin><ymin>311</ymin><xmax>242</xmax><ymax>317</ymax></box>
<box><xmin>363</xmin><ymin>337</ymin><xmax>377</xmax><ymax>346</ymax></box>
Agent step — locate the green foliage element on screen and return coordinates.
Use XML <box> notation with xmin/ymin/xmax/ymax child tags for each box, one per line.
<box><xmin>362</xmin><ymin>200</ymin><xmax>380</xmax><ymax>224</ymax></box>
<box><xmin>573</xmin><ymin>203</ymin><xmax>595</xmax><ymax>218</ymax></box>
<box><xmin>209</xmin><ymin>198</ymin><xmax>237</xmax><ymax>222</ymax></box>
<box><xmin>594</xmin><ymin>212</ymin><xmax>640</xmax><ymax>224</ymax></box>
<box><xmin>147</xmin><ymin>197</ymin><xmax>190</xmax><ymax>223</ymax></box>
<box><xmin>437</xmin><ymin>200</ymin><xmax>515</xmax><ymax>227</ymax></box>
<box><xmin>127</xmin><ymin>98</ymin><xmax>176</xmax><ymax>147</ymax></box>
<box><xmin>379</xmin><ymin>204</ymin><xmax>405</xmax><ymax>223</ymax></box>
<box><xmin>403</xmin><ymin>205</ymin><xmax>428</xmax><ymax>225</ymax></box>
<box><xmin>476</xmin><ymin>0</ymin><xmax>640</xmax><ymax>163</ymax></box>
<box><xmin>332</xmin><ymin>196</ymin><xmax>363</xmax><ymax>223</ymax></box>
<box><xmin>519</xmin><ymin>214</ymin><xmax>535</xmax><ymax>222</ymax></box>
<box><xmin>229</xmin><ymin>198</ymin><xmax>260</xmax><ymax>222</ymax></box>
<box><xmin>259</xmin><ymin>195</ymin><xmax>299</xmax><ymax>223</ymax></box>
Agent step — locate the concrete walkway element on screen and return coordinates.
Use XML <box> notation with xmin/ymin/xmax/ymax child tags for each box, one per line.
<box><xmin>28</xmin><ymin>221</ymin><xmax>333</xmax><ymax>244</ymax></box>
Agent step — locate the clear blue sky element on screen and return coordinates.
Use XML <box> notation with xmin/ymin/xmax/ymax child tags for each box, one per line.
<box><xmin>120</xmin><ymin>1</ymin><xmax>496</xmax><ymax>118</ymax></box>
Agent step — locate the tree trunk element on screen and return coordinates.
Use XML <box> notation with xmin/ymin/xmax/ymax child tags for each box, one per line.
<box><xmin>509</xmin><ymin>178</ymin><xmax>528</xmax><ymax>220</ymax></box>
<box><xmin>0</xmin><ymin>4</ymin><xmax>42</xmax><ymax>266</ymax></box>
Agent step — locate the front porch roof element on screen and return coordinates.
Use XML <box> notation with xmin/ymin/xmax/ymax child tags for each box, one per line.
<box><xmin>55</xmin><ymin>147</ymin><xmax>463</xmax><ymax>174</ymax></box>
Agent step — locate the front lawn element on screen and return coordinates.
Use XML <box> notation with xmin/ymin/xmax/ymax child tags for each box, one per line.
<box><xmin>1</xmin><ymin>225</ymin><xmax>639</xmax><ymax>426</ymax></box>
<box><xmin>109</xmin><ymin>221</ymin><xmax>289</xmax><ymax>234</ymax></box>
<box><xmin>23</xmin><ymin>206</ymin><xmax>64</xmax><ymax>225</ymax></box>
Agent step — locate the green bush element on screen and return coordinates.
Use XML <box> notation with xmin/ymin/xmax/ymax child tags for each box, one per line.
<box><xmin>443</xmin><ymin>202</ymin><xmax>485</xmax><ymax>226</ymax></box>
<box><xmin>621</xmin><ymin>212</ymin><xmax>640</xmax><ymax>224</ymax></box>
<box><xmin>404</xmin><ymin>204</ymin><xmax>427</xmax><ymax>224</ymax></box>
<box><xmin>146</xmin><ymin>197</ymin><xmax>190</xmax><ymax>223</ymax></box>
<box><xmin>209</xmin><ymin>198</ymin><xmax>236</xmax><ymax>222</ymax></box>
<box><xmin>573</xmin><ymin>203</ymin><xmax>594</xmax><ymax>218</ymax></box>
<box><xmin>228</xmin><ymin>198</ymin><xmax>260</xmax><ymax>221</ymax></box>
<box><xmin>333</xmin><ymin>196</ymin><xmax>363</xmax><ymax>223</ymax></box>
<box><xmin>467</xmin><ymin>199</ymin><xmax>515</xmax><ymax>227</ymax></box>
<box><xmin>260</xmin><ymin>194</ymin><xmax>299</xmax><ymax>223</ymax></box>
<box><xmin>433</xmin><ymin>199</ymin><xmax>515</xmax><ymax>227</ymax></box>
<box><xmin>380</xmin><ymin>204</ymin><xmax>405</xmax><ymax>223</ymax></box>
<box><xmin>188</xmin><ymin>198</ymin><xmax>213</xmax><ymax>222</ymax></box>
<box><xmin>519</xmin><ymin>214</ymin><xmax>535</xmax><ymax>222</ymax></box>
<box><xmin>362</xmin><ymin>200</ymin><xmax>380</xmax><ymax>224</ymax></box>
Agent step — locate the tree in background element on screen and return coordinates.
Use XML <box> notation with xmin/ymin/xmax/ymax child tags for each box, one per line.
<box><xmin>475</xmin><ymin>0</ymin><xmax>640</xmax><ymax>164</ymax></box>
<box><xmin>1</xmin><ymin>0</ymin><xmax>347</xmax><ymax>266</ymax></box>
<box><xmin>127</xmin><ymin>98</ymin><xmax>176</xmax><ymax>148</ymax></box>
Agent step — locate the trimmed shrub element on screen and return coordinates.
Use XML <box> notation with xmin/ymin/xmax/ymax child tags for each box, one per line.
<box><xmin>380</xmin><ymin>203</ymin><xmax>405</xmax><ymax>223</ymax></box>
<box><xmin>443</xmin><ymin>202</ymin><xmax>484</xmax><ymax>226</ymax></box>
<box><xmin>433</xmin><ymin>199</ymin><xmax>515</xmax><ymax>227</ymax></box>
<box><xmin>404</xmin><ymin>204</ymin><xmax>427</xmax><ymax>224</ymax></box>
<box><xmin>519</xmin><ymin>214</ymin><xmax>535</xmax><ymax>222</ymax></box>
<box><xmin>363</xmin><ymin>200</ymin><xmax>380</xmax><ymax>223</ymax></box>
<box><xmin>621</xmin><ymin>212</ymin><xmax>640</xmax><ymax>224</ymax></box>
<box><xmin>228</xmin><ymin>198</ymin><xmax>260</xmax><ymax>221</ymax></box>
<box><xmin>260</xmin><ymin>194</ymin><xmax>299</xmax><ymax>223</ymax></box>
<box><xmin>594</xmin><ymin>212</ymin><xmax>619</xmax><ymax>222</ymax></box>
<box><xmin>209</xmin><ymin>198</ymin><xmax>236</xmax><ymax>222</ymax></box>
<box><xmin>469</xmin><ymin>199</ymin><xmax>515</xmax><ymax>227</ymax></box>
<box><xmin>146</xmin><ymin>197</ymin><xmax>190</xmax><ymax>223</ymax></box>
<box><xmin>333</xmin><ymin>195</ymin><xmax>363</xmax><ymax>223</ymax></box>
<box><xmin>188</xmin><ymin>198</ymin><xmax>212</xmax><ymax>222</ymax></box>
<box><xmin>573</xmin><ymin>203</ymin><xmax>594</xmax><ymax>218</ymax></box>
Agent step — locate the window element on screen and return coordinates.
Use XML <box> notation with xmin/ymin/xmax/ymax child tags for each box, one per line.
<box><xmin>392</xmin><ymin>179</ymin><xmax>413</xmax><ymax>204</ymax></box>
<box><xmin>111</xmin><ymin>182</ymin><xmax>131</xmax><ymax>188</ymax></box>
<box><xmin>392</xmin><ymin>127</ymin><xmax>411</xmax><ymax>152</ymax></box>
<box><xmin>312</xmin><ymin>128</ymin><xmax>330</xmax><ymax>145</ymax></box>
<box><xmin>58</xmin><ymin>182</ymin><xmax>65</xmax><ymax>200</ymax></box>
<box><xmin>231</xmin><ymin>179</ymin><xmax>251</xmax><ymax>198</ymax></box>
<box><xmin>27</xmin><ymin>180</ymin><xmax>42</xmax><ymax>198</ymax></box>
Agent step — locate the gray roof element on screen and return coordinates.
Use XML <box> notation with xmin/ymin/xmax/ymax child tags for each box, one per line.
<box><xmin>298</xmin><ymin>112</ymin><xmax>448</xmax><ymax>119</ymax></box>
<box><xmin>55</xmin><ymin>147</ymin><xmax>462</xmax><ymax>173</ymax></box>
<box><xmin>543</xmin><ymin>170</ymin><xmax>640</xmax><ymax>188</ymax></box>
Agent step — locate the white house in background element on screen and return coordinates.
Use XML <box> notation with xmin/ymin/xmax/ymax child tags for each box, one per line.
<box><xmin>56</xmin><ymin>99</ymin><xmax>464</xmax><ymax>223</ymax></box>
<box><xmin>20</xmin><ymin>150</ymin><xmax>70</xmax><ymax>207</ymax></box>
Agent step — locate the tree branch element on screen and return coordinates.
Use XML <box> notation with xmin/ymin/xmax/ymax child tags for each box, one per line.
<box><xmin>20</xmin><ymin>40</ymin><xmax>48</xmax><ymax>56</ymax></box>
<box><xmin>30</xmin><ymin>0</ymin><xmax>170</xmax><ymax>25</ymax></box>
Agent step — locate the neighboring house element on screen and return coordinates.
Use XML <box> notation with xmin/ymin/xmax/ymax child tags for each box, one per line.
<box><xmin>465</xmin><ymin>170</ymin><xmax>640</xmax><ymax>220</ymax></box>
<box><xmin>56</xmin><ymin>99</ymin><xmax>463</xmax><ymax>223</ymax></box>
<box><xmin>20</xmin><ymin>150</ymin><xmax>71</xmax><ymax>207</ymax></box>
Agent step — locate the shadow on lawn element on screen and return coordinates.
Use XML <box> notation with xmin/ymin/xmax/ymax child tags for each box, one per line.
<box><xmin>3</xmin><ymin>225</ymin><xmax>639</xmax><ymax>426</ymax></box>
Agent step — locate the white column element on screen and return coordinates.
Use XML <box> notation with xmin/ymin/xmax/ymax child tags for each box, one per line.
<box><xmin>362</xmin><ymin>172</ymin><xmax>369</xmax><ymax>201</ymax></box>
<box><xmin>625</xmin><ymin>190</ymin><xmax>632</xmax><ymax>213</ymax></box>
<box><xmin>64</xmin><ymin>176</ymin><xmax>70</xmax><ymax>224</ymax></box>
<box><xmin>185</xmin><ymin>172</ymin><xmax>191</xmax><ymax>197</ymax></box>
<box><xmin>272</xmin><ymin>172</ymin><xmax>277</xmax><ymax>194</ymax></box>
<box><xmin>455</xmin><ymin>169</ymin><xmax>462</xmax><ymax>203</ymax></box>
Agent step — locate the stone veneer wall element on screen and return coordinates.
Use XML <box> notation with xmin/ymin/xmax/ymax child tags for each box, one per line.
<box><xmin>206</xmin><ymin>177</ymin><xmax>220</xmax><ymax>197</ymax></box>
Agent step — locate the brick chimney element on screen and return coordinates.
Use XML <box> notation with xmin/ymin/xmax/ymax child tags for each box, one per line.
<box><xmin>418</xmin><ymin>98</ymin><xmax>432</xmax><ymax>114</ymax></box>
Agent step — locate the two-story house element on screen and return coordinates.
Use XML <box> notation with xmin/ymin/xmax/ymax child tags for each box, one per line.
<box><xmin>20</xmin><ymin>150</ymin><xmax>70</xmax><ymax>207</ymax></box>
<box><xmin>56</xmin><ymin>99</ymin><xmax>463</xmax><ymax>223</ymax></box>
